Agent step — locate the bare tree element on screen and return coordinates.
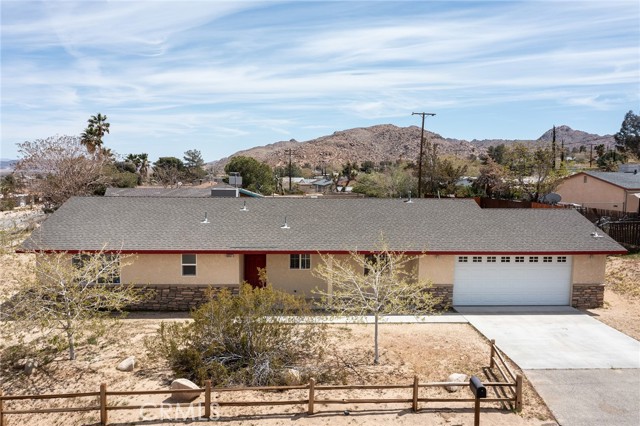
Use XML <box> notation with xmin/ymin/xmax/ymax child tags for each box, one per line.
<box><xmin>16</xmin><ymin>135</ymin><xmax>110</xmax><ymax>210</ymax></box>
<box><xmin>1</xmin><ymin>248</ymin><xmax>147</xmax><ymax>360</ymax></box>
<box><xmin>313</xmin><ymin>239</ymin><xmax>444</xmax><ymax>364</ymax></box>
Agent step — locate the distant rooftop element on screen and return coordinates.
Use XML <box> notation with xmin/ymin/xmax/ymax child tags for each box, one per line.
<box><xmin>584</xmin><ymin>171</ymin><xmax>640</xmax><ymax>190</ymax></box>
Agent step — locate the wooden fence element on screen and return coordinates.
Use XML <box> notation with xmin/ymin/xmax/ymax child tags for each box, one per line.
<box><xmin>602</xmin><ymin>221</ymin><xmax>640</xmax><ymax>249</ymax></box>
<box><xmin>575</xmin><ymin>206</ymin><xmax>640</xmax><ymax>223</ymax></box>
<box><xmin>0</xmin><ymin>341</ymin><xmax>522</xmax><ymax>425</ymax></box>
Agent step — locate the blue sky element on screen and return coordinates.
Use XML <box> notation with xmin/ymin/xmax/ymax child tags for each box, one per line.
<box><xmin>2</xmin><ymin>0</ymin><xmax>639</xmax><ymax>163</ymax></box>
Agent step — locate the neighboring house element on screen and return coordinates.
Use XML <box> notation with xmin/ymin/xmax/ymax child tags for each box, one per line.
<box><xmin>312</xmin><ymin>178</ymin><xmax>333</xmax><ymax>194</ymax></box>
<box><xmin>556</xmin><ymin>171</ymin><xmax>640</xmax><ymax>214</ymax></box>
<box><xmin>21</xmin><ymin>197</ymin><xmax>625</xmax><ymax>311</ymax></box>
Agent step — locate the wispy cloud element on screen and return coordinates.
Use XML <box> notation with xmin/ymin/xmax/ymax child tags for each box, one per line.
<box><xmin>1</xmin><ymin>0</ymin><xmax>638</xmax><ymax>160</ymax></box>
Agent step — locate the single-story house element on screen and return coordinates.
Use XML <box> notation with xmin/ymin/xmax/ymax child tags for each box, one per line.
<box><xmin>21</xmin><ymin>197</ymin><xmax>625</xmax><ymax>310</ymax></box>
<box><xmin>556</xmin><ymin>170</ymin><xmax>640</xmax><ymax>214</ymax></box>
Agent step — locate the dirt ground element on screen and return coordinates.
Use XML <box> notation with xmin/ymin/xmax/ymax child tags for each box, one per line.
<box><xmin>581</xmin><ymin>254</ymin><xmax>640</xmax><ymax>340</ymax></box>
<box><xmin>1</xmin><ymin>319</ymin><xmax>556</xmax><ymax>426</ymax></box>
<box><xmin>0</xmin><ymin>209</ymin><xmax>636</xmax><ymax>426</ymax></box>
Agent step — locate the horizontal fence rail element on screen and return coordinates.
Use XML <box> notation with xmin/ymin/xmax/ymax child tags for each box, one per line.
<box><xmin>0</xmin><ymin>341</ymin><xmax>522</xmax><ymax>425</ymax></box>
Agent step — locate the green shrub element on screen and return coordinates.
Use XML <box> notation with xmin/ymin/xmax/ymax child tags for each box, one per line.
<box><xmin>146</xmin><ymin>283</ymin><xmax>333</xmax><ymax>386</ymax></box>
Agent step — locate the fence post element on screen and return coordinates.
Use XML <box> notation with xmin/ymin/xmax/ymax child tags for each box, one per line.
<box><xmin>515</xmin><ymin>374</ymin><xmax>523</xmax><ymax>412</ymax></box>
<box><xmin>0</xmin><ymin>388</ymin><xmax>4</xmax><ymax>426</ymax></box>
<box><xmin>412</xmin><ymin>375</ymin><xmax>419</xmax><ymax>412</ymax></box>
<box><xmin>489</xmin><ymin>339</ymin><xmax>496</xmax><ymax>368</ymax></box>
<box><xmin>100</xmin><ymin>383</ymin><xmax>107</xmax><ymax>426</ymax></box>
<box><xmin>308</xmin><ymin>378</ymin><xmax>315</xmax><ymax>415</ymax></box>
<box><xmin>204</xmin><ymin>380</ymin><xmax>211</xmax><ymax>419</ymax></box>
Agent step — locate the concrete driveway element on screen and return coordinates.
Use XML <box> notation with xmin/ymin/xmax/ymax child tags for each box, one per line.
<box><xmin>456</xmin><ymin>306</ymin><xmax>640</xmax><ymax>426</ymax></box>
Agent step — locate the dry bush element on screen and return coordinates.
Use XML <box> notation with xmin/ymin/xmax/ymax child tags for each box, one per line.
<box><xmin>146</xmin><ymin>283</ymin><xmax>343</xmax><ymax>386</ymax></box>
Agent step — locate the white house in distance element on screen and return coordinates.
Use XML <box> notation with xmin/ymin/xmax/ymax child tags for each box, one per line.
<box><xmin>21</xmin><ymin>197</ymin><xmax>625</xmax><ymax>311</ymax></box>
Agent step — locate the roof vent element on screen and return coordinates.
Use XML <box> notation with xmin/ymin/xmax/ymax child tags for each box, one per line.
<box><xmin>240</xmin><ymin>200</ymin><xmax>248</xmax><ymax>211</ymax></box>
<box><xmin>591</xmin><ymin>231</ymin><xmax>603</xmax><ymax>238</ymax></box>
<box><xmin>404</xmin><ymin>191</ymin><xmax>413</xmax><ymax>203</ymax></box>
<box><xmin>201</xmin><ymin>212</ymin><xmax>210</xmax><ymax>224</ymax></box>
<box><xmin>280</xmin><ymin>216</ymin><xmax>290</xmax><ymax>229</ymax></box>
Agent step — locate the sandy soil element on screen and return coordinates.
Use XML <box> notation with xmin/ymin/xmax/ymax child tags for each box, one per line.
<box><xmin>0</xmin><ymin>319</ymin><xmax>556</xmax><ymax>426</ymax></box>
<box><xmin>581</xmin><ymin>254</ymin><xmax>640</xmax><ymax>340</ymax></box>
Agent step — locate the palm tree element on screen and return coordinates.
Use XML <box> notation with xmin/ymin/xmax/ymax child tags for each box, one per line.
<box><xmin>81</xmin><ymin>113</ymin><xmax>110</xmax><ymax>155</ymax></box>
<box><xmin>126</xmin><ymin>153</ymin><xmax>150</xmax><ymax>184</ymax></box>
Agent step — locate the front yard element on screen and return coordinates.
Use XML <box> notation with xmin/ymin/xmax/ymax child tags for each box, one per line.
<box><xmin>1</xmin><ymin>317</ymin><xmax>555</xmax><ymax>426</ymax></box>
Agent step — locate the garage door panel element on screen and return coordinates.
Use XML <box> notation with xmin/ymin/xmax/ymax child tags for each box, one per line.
<box><xmin>453</xmin><ymin>256</ymin><xmax>571</xmax><ymax>306</ymax></box>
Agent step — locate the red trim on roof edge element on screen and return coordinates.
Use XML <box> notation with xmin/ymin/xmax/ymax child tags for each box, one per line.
<box><xmin>16</xmin><ymin>249</ymin><xmax>628</xmax><ymax>255</ymax></box>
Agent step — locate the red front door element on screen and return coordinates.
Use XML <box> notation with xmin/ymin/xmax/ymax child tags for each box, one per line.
<box><xmin>244</xmin><ymin>254</ymin><xmax>267</xmax><ymax>288</ymax></box>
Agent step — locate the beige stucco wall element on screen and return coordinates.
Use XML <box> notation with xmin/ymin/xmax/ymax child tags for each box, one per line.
<box><xmin>418</xmin><ymin>255</ymin><xmax>455</xmax><ymax>285</ymax></box>
<box><xmin>266</xmin><ymin>254</ymin><xmax>344</xmax><ymax>296</ymax></box>
<box><xmin>556</xmin><ymin>174</ymin><xmax>638</xmax><ymax>213</ymax></box>
<box><xmin>121</xmin><ymin>253</ymin><xmax>241</xmax><ymax>285</ymax></box>
<box><xmin>571</xmin><ymin>254</ymin><xmax>607</xmax><ymax>285</ymax></box>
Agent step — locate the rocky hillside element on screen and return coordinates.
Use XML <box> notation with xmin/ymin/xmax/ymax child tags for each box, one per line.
<box><xmin>537</xmin><ymin>125</ymin><xmax>614</xmax><ymax>146</ymax></box>
<box><xmin>208</xmin><ymin>124</ymin><xmax>614</xmax><ymax>171</ymax></box>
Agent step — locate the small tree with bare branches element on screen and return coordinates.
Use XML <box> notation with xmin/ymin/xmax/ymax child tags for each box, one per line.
<box><xmin>16</xmin><ymin>135</ymin><xmax>110</xmax><ymax>210</ymax></box>
<box><xmin>313</xmin><ymin>240</ymin><xmax>444</xmax><ymax>364</ymax></box>
<box><xmin>1</xmin><ymin>249</ymin><xmax>147</xmax><ymax>360</ymax></box>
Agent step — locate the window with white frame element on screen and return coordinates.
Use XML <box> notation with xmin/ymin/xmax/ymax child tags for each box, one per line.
<box><xmin>543</xmin><ymin>256</ymin><xmax>553</xmax><ymax>263</ymax></box>
<box><xmin>472</xmin><ymin>256</ymin><xmax>482</xmax><ymax>263</ymax></box>
<box><xmin>501</xmin><ymin>256</ymin><xmax>510</xmax><ymax>263</ymax></box>
<box><xmin>515</xmin><ymin>256</ymin><xmax>524</xmax><ymax>263</ymax></box>
<box><xmin>458</xmin><ymin>256</ymin><xmax>468</xmax><ymax>263</ymax></box>
<box><xmin>182</xmin><ymin>254</ymin><xmax>197</xmax><ymax>276</ymax></box>
<box><xmin>529</xmin><ymin>256</ymin><xmax>539</xmax><ymax>263</ymax></box>
<box><xmin>557</xmin><ymin>256</ymin><xmax>567</xmax><ymax>263</ymax></box>
<box><xmin>290</xmin><ymin>254</ymin><xmax>311</xmax><ymax>270</ymax></box>
<box><xmin>487</xmin><ymin>256</ymin><xmax>496</xmax><ymax>263</ymax></box>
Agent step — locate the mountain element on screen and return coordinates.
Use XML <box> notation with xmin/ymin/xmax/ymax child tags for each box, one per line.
<box><xmin>0</xmin><ymin>159</ymin><xmax>18</xmax><ymax>175</ymax></box>
<box><xmin>207</xmin><ymin>124</ymin><xmax>615</xmax><ymax>171</ymax></box>
<box><xmin>209</xmin><ymin>124</ymin><xmax>482</xmax><ymax>171</ymax></box>
<box><xmin>537</xmin><ymin>125</ymin><xmax>614</xmax><ymax>146</ymax></box>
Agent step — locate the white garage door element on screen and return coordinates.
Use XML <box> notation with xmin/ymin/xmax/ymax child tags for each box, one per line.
<box><xmin>453</xmin><ymin>255</ymin><xmax>572</xmax><ymax>306</ymax></box>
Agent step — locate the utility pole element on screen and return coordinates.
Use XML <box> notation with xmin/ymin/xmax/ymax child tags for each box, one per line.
<box><xmin>284</xmin><ymin>148</ymin><xmax>296</xmax><ymax>192</ymax></box>
<box><xmin>589</xmin><ymin>144</ymin><xmax>594</xmax><ymax>168</ymax></box>
<box><xmin>551</xmin><ymin>125</ymin><xmax>556</xmax><ymax>170</ymax></box>
<box><xmin>412</xmin><ymin>112</ymin><xmax>436</xmax><ymax>198</ymax></box>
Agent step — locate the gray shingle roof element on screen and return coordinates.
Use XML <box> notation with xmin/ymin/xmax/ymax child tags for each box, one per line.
<box><xmin>104</xmin><ymin>187</ymin><xmax>213</xmax><ymax>197</ymax></box>
<box><xmin>23</xmin><ymin>197</ymin><xmax>625</xmax><ymax>254</ymax></box>
<box><xmin>584</xmin><ymin>171</ymin><xmax>640</xmax><ymax>190</ymax></box>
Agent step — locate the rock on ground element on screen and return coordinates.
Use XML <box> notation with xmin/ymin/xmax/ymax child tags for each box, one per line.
<box><xmin>116</xmin><ymin>356</ymin><xmax>135</xmax><ymax>372</ymax></box>
<box><xmin>445</xmin><ymin>373</ymin><xmax>468</xmax><ymax>393</ymax></box>
<box><xmin>170</xmin><ymin>378</ymin><xmax>201</xmax><ymax>401</ymax></box>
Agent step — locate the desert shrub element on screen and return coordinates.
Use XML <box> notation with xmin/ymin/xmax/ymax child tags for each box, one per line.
<box><xmin>146</xmin><ymin>283</ymin><xmax>334</xmax><ymax>386</ymax></box>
